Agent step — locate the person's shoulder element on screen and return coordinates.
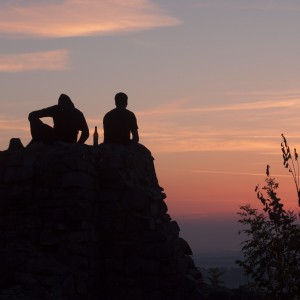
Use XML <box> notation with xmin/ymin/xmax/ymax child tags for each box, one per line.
<box><xmin>106</xmin><ymin>108</ymin><xmax>119</xmax><ymax>115</ymax></box>
<box><xmin>122</xmin><ymin>108</ymin><xmax>132</xmax><ymax>114</ymax></box>
<box><xmin>103</xmin><ymin>108</ymin><xmax>116</xmax><ymax>120</ymax></box>
<box><xmin>74</xmin><ymin>107</ymin><xmax>83</xmax><ymax>114</ymax></box>
<box><xmin>125</xmin><ymin>109</ymin><xmax>137</xmax><ymax>117</ymax></box>
<box><xmin>73</xmin><ymin>107</ymin><xmax>86</xmax><ymax>117</ymax></box>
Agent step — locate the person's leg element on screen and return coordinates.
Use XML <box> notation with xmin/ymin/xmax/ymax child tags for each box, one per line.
<box><xmin>28</xmin><ymin>118</ymin><xmax>56</xmax><ymax>145</ymax></box>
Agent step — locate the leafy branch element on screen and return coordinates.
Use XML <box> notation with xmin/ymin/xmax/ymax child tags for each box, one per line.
<box><xmin>238</xmin><ymin>164</ymin><xmax>300</xmax><ymax>299</ymax></box>
<box><xmin>281</xmin><ymin>134</ymin><xmax>300</xmax><ymax>206</ymax></box>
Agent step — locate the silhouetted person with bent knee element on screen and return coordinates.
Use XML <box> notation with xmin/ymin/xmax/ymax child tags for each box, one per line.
<box><xmin>103</xmin><ymin>92</ymin><xmax>139</xmax><ymax>145</ymax></box>
<box><xmin>28</xmin><ymin>93</ymin><xmax>89</xmax><ymax>145</ymax></box>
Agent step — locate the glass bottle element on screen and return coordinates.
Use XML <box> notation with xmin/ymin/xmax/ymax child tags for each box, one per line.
<box><xmin>93</xmin><ymin>126</ymin><xmax>98</xmax><ymax>146</ymax></box>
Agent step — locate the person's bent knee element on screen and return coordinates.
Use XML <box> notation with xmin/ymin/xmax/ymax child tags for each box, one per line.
<box><xmin>28</xmin><ymin>112</ymin><xmax>35</xmax><ymax>121</ymax></box>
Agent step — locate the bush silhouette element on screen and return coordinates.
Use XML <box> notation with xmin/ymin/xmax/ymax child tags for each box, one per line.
<box><xmin>207</xmin><ymin>267</ymin><xmax>225</xmax><ymax>287</ymax></box>
<box><xmin>237</xmin><ymin>135</ymin><xmax>300</xmax><ymax>299</ymax></box>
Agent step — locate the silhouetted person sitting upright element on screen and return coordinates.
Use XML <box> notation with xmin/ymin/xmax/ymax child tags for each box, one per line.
<box><xmin>28</xmin><ymin>93</ymin><xmax>89</xmax><ymax>145</ymax></box>
<box><xmin>103</xmin><ymin>92</ymin><xmax>139</xmax><ymax>145</ymax></box>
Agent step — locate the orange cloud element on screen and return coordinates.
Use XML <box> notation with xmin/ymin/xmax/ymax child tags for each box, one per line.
<box><xmin>0</xmin><ymin>118</ymin><xmax>28</xmax><ymax>131</ymax></box>
<box><xmin>0</xmin><ymin>117</ymin><xmax>30</xmax><ymax>149</ymax></box>
<box><xmin>196</xmin><ymin>0</ymin><xmax>300</xmax><ymax>11</ymax></box>
<box><xmin>136</xmin><ymin>98</ymin><xmax>300</xmax><ymax>116</ymax></box>
<box><xmin>0</xmin><ymin>0</ymin><xmax>181</xmax><ymax>38</ymax></box>
<box><xmin>134</xmin><ymin>96</ymin><xmax>300</xmax><ymax>153</ymax></box>
<box><xmin>138</xmin><ymin>118</ymin><xmax>280</xmax><ymax>153</ymax></box>
<box><xmin>190</xmin><ymin>170</ymin><xmax>290</xmax><ymax>177</ymax></box>
<box><xmin>0</xmin><ymin>50</ymin><xmax>70</xmax><ymax>72</ymax></box>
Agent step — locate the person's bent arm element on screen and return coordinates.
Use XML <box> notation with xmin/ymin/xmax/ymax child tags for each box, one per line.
<box><xmin>77</xmin><ymin>115</ymin><xmax>89</xmax><ymax>144</ymax></box>
<box><xmin>131</xmin><ymin>129</ymin><xmax>139</xmax><ymax>143</ymax></box>
<box><xmin>28</xmin><ymin>106</ymin><xmax>56</xmax><ymax>121</ymax></box>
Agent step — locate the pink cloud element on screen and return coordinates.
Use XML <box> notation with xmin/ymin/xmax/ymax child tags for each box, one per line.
<box><xmin>0</xmin><ymin>50</ymin><xmax>70</xmax><ymax>72</ymax></box>
<box><xmin>136</xmin><ymin>98</ymin><xmax>300</xmax><ymax>116</ymax></box>
<box><xmin>0</xmin><ymin>0</ymin><xmax>181</xmax><ymax>38</ymax></box>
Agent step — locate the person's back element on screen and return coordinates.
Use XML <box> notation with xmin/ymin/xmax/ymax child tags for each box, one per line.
<box><xmin>103</xmin><ymin>92</ymin><xmax>139</xmax><ymax>145</ymax></box>
<box><xmin>28</xmin><ymin>94</ymin><xmax>89</xmax><ymax>145</ymax></box>
<box><xmin>52</xmin><ymin>96</ymin><xmax>88</xmax><ymax>143</ymax></box>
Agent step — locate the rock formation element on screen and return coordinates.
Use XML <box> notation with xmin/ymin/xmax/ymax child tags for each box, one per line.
<box><xmin>0</xmin><ymin>141</ymin><xmax>202</xmax><ymax>300</ymax></box>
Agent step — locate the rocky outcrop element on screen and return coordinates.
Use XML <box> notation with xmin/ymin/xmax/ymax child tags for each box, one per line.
<box><xmin>0</xmin><ymin>141</ymin><xmax>202</xmax><ymax>300</ymax></box>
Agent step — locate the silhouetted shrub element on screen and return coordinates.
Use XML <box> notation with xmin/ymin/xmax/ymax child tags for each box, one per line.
<box><xmin>237</xmin><ymin>135</ymin><xmax>300</xmax><ymax>300</ymax></box>
<box><xmin>207</xmin><ymin>267</ymin><xmax>225</xmax><ymax>287</ymax></box>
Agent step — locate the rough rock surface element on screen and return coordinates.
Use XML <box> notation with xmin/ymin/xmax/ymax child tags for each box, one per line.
<box><xmin>0</xmin><ymin>141</ymin><xmax>202</xmax><ymax>300</ymax></box>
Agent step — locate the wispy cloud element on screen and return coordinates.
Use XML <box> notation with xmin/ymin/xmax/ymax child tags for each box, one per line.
<box><xmin>196</xmin><ymin>0</ymin><xmax>300</xmax><ymax>11</ymax></box>
<box><xmin>0</xmin><ymin>117</ymin><xmax>30</xmax><ymax>149</ymax></box>
<box><xmin>191</xmin><ymin>170</ymin><xmax>290</xmax><ymax>177</ymax></box>
<box><xmin>137</xmin><ymin>98</ymin><xmax>300</xmax><ymax>116</ymax></box>
<box><xmin>0</xmin><ymin>0</ymin><xmax>181</xmax><ymax>38</ymax></box>
<box><xmin>136</xmin><ymin>95</ymin><xmax>300</xmax><ymax>153</ymax></box>
<box><xmin>139</xmin><ymin>119</ymin><xmax>281</xmax><ymax>153</ymax></box>
<box><xmin>0</xmin><ymin>50</ymin><xmax>70</xmax><ymax>72</ymax></box>
<box><xmin>0</xmin><ymin>117</ymin><xmax>29</xmax><ymax>131</ymax></box>
<box><xmin>225</xmin><ymin>90</ymin><xmax>300</xmax><ymax>100</ymax></box>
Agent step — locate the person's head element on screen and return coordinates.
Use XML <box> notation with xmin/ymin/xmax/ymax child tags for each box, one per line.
<box><xmin>58</xmin><ymin>93</ymin><xmax>75</xmax><ymax>109</ymax></box>
<box><xmin>115</xmin><ymin>92</ymin><xmax>128</xmax><ymax>108</ymax></box>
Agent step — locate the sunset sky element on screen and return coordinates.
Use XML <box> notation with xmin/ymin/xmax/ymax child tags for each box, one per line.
<box><xmin>1</xmin><ymin>0</ymin><xmax>300</xmax><ymax>253</ymax></box>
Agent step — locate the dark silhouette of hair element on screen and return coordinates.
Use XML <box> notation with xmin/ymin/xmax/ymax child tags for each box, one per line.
<box><xmin>58</xmin><ymin>93</ymin><xmax>75</xmax><ymax>109</ymax></box>
<box><xmin>115</xmin><ymin>92</ymin><xmax>128</xmax><ymax>108</ymax></box>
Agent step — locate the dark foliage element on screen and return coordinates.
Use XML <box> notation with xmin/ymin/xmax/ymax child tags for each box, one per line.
<box><xmin>237</xmin><ymin>135</ymin><xmax>300</xmax><ymax>300</ymax></box>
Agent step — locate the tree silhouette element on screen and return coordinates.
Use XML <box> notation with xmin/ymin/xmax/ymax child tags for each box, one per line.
<box><xmin>237</xmin><ymin>136</ymin><xmax>300</xmax><ymax>299</ymax></box>
<box><xmin>207</xmin><ymin>267</ymin><xmax>225</xmax><ymax>287</ymax></box>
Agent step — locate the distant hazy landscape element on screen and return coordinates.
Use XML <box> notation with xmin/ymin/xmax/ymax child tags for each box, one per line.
<box><xmin>193</xmin><ymin>251</ymin><xmax>248</xmax><ymax>288</ymax></box>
